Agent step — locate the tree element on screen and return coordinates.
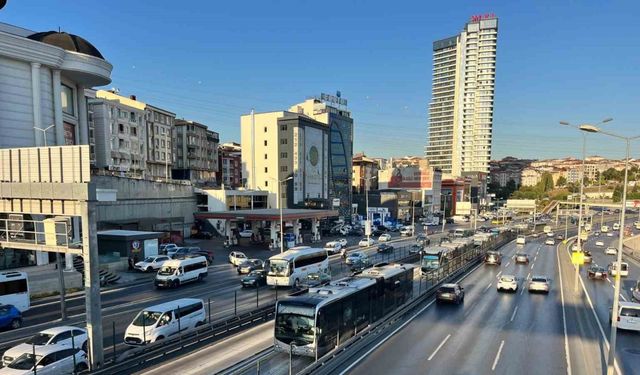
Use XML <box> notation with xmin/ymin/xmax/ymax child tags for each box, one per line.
<box><xmin>602</xmin><ymin>168</ymin><xmax>622</xmax><ymax>182</ymax></box>
<box><xmin>538</xmin><ymin>172</ymin><xmax>554</xmax><ymax>192</ymax></box>
<box><xmin>556</xmin><ymin>176</ymin><xmax>567</xmax><ymax>186</ymax></box>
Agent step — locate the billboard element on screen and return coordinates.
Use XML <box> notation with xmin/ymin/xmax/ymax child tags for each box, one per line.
<box><xmin>304</xmin><ymin>127</ymin><xmax>325</xmax><ymax>199</ymax></box>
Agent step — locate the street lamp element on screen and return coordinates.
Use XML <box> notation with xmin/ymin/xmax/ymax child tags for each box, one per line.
<box><xmin>560</xmin><ymin>118</ymin><xmax>612</xmax><ymax>292</ymax></box>
<box><xmin>34</xmin><ymin>124</ymin><xmax>55</xmax><ymax>147</ymax></box>
<box><xmin>269</xmin><ymin>176</ymin><xmax>293</xmax><ymax>254</ymax></box>
<box><xmin>584</xmin><ymin>126</ymin><xmax>640</xmax><ymax>375</ymax></box>
<box><xmin>441</xmin><ymin>192</ymin><xmax>452</xmax><ymax>234</ymax></box>
<box><xmin>361</xmin><ymin>176</ymin><xmax>378</xmax><ymax>243</ymax></box>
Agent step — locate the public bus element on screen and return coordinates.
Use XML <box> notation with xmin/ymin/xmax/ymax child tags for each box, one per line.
<box><xmin>273</xmin><ymin>263</ymin><xmax>414</xmax><ymax>357</ymax></box>
<box><xmin>266</xmin><ymin>246</ymin><xmax>329</xmax><ymax>287</ymax></box>
<box><xmin>420</xmin><ymin>246</ymin><xmax>451</xmax><ymax>275</ymax></box>
<box><xmin>0</xmin><ymin>271</ymin><xmax>30</xmax><ymax>312</ymax></box>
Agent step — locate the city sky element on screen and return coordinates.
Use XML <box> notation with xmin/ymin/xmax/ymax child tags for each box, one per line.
<box><xmin>2</xmin><ymin>0</ymin><xmax>639</xmax><ymax>161</ymax></box>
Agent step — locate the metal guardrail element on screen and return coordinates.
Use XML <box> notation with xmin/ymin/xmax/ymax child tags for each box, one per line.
<box><xmin>91</xmin><ymin>305</ymin><xmax>276</xmax><ymax>375</ymax></box>
<box><xmin>298</xmin><ymin>233</ymin><xmax>515</xmax><ymax>375</ymax></box>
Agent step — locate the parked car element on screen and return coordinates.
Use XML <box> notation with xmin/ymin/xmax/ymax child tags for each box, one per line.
<box><xmin>345</xmin><ymin>252</ymin><xmax>368</xmax><ymax>265</ymax></box>
<box><xmin>0</xmin><ymin>304</ymin><xmax>22</xmax><ymax>330</ymax></box>
<box><xmin>303</xmin><ymin>272</ymin><xmax>331</xmax><ymax>288</ymax></box>
<box><xmin>240</xmin><ymin>270</ymin><xmax>267</xmax><ymax>288</ymax></box>
<box><xmin>377</xmin><ymin>244</ymin><xmax>394</xmax><ymax>253</ymax></box>
<box><xmin>159</xmin><ymin>243</ymin><xmax>178</xmax><ymax>255</ymax></box>
<box><xmin>528</xmin><ymin>276</ymin><xmax>551</xmax><ymax>293</ymax></box>
<box><xmin>167</xmin><ymin>247</ymin><xmax>190</xmax><ymax>258</ymax></box>
<box><xmin>1</xmin><ymin>345</ymin><xmax>88</xmax><ymax>374</ymax></box>
<box><xmin>238</xmin><ymin>229</ymin><xmax>254</xmax><ymax>238</ymax></box>
<box><xmin>2</xmin><ymin>326</ymin><xmax>88</xmax><ymax>367</ymax></box>
<box><xmin>237</xmin><ymin>259</ymin><xmax>264</xmax><ymax>274</ymax></box>
<box><xmin>134</xmin><ymin>255</ymin><xmax>171</xmax><ymax>272</ymax></box>
<box><xmin>358</xmin><ymin>238</ymin><xmax>376</xmax><ymax>247</ymax></box>
<box><xmin>378</xmin><ymin>233</ymin><xmax>392</xmax><ymax>242</ymax></box>
<box><xmin>587</xmin><ymin>265</ymin><xmax>608</xmax><ymax>280</ymax></box>
<box><xmin>497</xmin><ymin>275</ymin><xmax>518</xmax><ymax>292</ymax></box>
<box><xmin>436</xmin><ymin>283</ymin><xmax>465</xmax><ymax>304</ymax></box>
<box><xmin>228</xmin><ymin>251</ymin><xmax>248</xmax><ymax>266</ymax></box>
<box><xmin>514</xmin><ymin>253</ymin><xmax>529</xmax><ymax>265</ymax></box>
<box><xmin>191</xmin><ymin>231</ymin><xmax>213</xmax><ymax>239</ymax></box>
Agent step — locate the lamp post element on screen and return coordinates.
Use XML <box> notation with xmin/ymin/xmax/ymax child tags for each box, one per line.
<box><xmin>581</xmin><ymin>126</ymin><xmax>640</xmax><ymax>375</ymax></box>
<box><xmin>270</xmin><ymin>176</ymin><xmax>293</xmax><ymax>254</ymax></box>
<box><xmin>441</xmin><ymin>192</ymin><xmax>451</xmax><ymax>234</ymax></box>
<box><xmin>34</xmin><ymin>124</ymin><xmax>55</xmax><ymax>147</ymax></box>
<box><xmin>560</xmin><ymin>118</ymin><xmax>612</xmax><ymax>293</ymax></box>
<box><xmin>361</xmin><ymin>176</ymin><xmax>378</xmax><ymax>243</ymax></box>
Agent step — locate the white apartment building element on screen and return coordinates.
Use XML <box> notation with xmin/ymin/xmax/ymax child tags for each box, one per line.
<box><xmin>426</xmin><ymin>15</ymin><xmax>498</xmax><ymax>177</ymax></box>
<box><xmin>145</xmin><ymin>105</ymin><xmax>175</xmax><ymax>180</ymax></box>
<box><xmin>88</xmin><ymin>90</ymin><xmax>147</xmax><ymax>177</ymax></box>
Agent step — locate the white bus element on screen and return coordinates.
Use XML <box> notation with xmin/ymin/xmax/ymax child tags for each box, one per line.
<box><xmin>0</xmin><ymin>271</ymin><xmax>30</xmax><ymax>312</ymax></box>
<box><xmin>266</xmin><ymin>246</ymin><xmax>329</xmax><ymax>287</ymax></box>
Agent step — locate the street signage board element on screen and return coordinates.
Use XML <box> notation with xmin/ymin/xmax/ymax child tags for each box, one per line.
<box><xmin>572</xmin><ymin>251</ymin><xmax>585</xmax><ymax>265</ymax></box>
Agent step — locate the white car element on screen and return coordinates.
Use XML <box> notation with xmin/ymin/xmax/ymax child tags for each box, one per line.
<box><xmin>2</xmin><ymin>327</ymin><xmax>88</xmax><ymax>367</ymax></box>
<box><xmin>516</xmin><ymin>235</ymin><xmax>526</xmax><ymax>245</ymax></box>
<box><xmin>545</xmin><ymin>238</ymin><xmax>555</xmax><ymax>246</ymax></box>
<box><xmin>159</xmin><ymin>243</ymin><xmax>178</xmax><ymax>254</ymax></box>
<box><xmin>595</xmin><ymin>240</ymin><xmax>605</xmax><ymax>247</ymax></box>
<box><xmin>571</xmin><ymin>243</ymin><xmax>581</xmax><ymax>252</ymax></box>
<box><xmin>1</xmin><ymin>344</ymin><xmax>88</xmax><ymax>374</ymax></box>
<box><xmin>359</xmin><ymin>238</ymin><xmax>376</xmax><ymax>247</ymax></box>
<box><xmin>134</xmin><ymin>255</ymin><xmax>171</xmax><ymax>272</ymax></box>
<box><xmin>613</xmin><ymin>223</ymin><xmax>621</xmax><ymax>231</ymax></box>
<box><xmin>608</xmin><ymin>262</ymin><xmax>629</xmax><ymax>277</ymax></box>
<box><xmin>400</xmin><ymin>227</ymin><xmax>414</xmax><ymax>236</ymax></box>
<box><xmin>605</xmin><ymin>247</ymin><xmax>617</xmax><ymax>255</ymax></box>
<box><xmin>228</xmin><ymin>251</ymin><xmax>248</xmax><ymax>266</ymax></box>
<box><xmin>238</xmin><ymin>229</ymin><xmax>254</xmax><ymax>238</ymax></box>
<box><xmin>497</xmin><ymin>275</ymin><xmax>518</xmax><ymax>292</ymax></box>
<box><xmin>528</xmin><ymin>276</ymin><xmax>551</xmax><ymax>294</ymax></box>
<box><xmin>610</xmin><ymin>302</ymin><xmax>640</xmax><ymax>331</ymax></box>
<box><xmin>323</xmin><ymin>241</ymin><xmax>343</xmax><ymax>255</ymax></box>
<box><xmin>335</xmin><ymin>238</ymin><xmax>348</xmax><ymax>247</ymax></box>
<box><xmin>378</xmin><ymin>233</ymin><xmax>392</xmax><ymax>242</ymax></box>
<box><xmin>606</xmin><ymin>232</ymin><xmax>614</xmax><ymax>237</ymax></box>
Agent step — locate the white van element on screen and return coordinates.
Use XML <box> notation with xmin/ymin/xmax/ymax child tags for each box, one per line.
<box><xmin>124</xmin><ymin>298</ymin><xmax>206</xmax><ymax>346</ymax></box>
<box><xmin>154</xmin><ymin>256</ymin><xmax>208</xmax><ymax>288</ymax></box>
<box><xmin>516</xmin><ymin>235</ymin><xmax>526</xmax><ymax>245</ymax></box>
<box><xmin>611</xmin><ymin>302</ymin><xmax>640</xmax><ymax>331</ymax></box>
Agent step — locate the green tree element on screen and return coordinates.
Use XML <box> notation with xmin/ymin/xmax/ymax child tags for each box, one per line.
<box><xmin>556</xmin><ymin>176</ymin><xmax>567</xmax><ymax>186</ymax></box>
<box><xmin>538</xmin><ymin>172</ymin><xmax>554</xmax><ymax>192</ymax></box>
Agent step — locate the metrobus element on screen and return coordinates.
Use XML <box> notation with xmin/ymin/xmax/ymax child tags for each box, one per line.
<box><xmin>266</xmin><ymin>246</ymin><xmax>329</xmax><ymax>287</ymax></box>
<box><xmin>420</xmin><ymin>246</ymin><xmax>449</xmax><ymax>275</ymax></box>
<box><xmin>0</xmin><ymin>271</ymin><xmax>30</xmax><ymax>312</ymax></box>
<box><xmin>274</xmin><ymin>263</ymin><xmax>414</xmax><ymax>357</ymax></box>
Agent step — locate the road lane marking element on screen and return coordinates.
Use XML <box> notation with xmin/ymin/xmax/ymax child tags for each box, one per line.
<box><xmin>527</xmin><ymin>272</ymin><xmax>531</xmax><ymax>279</ymax></box>
<box><xmin>534</xmin><ymin>255</ymin><xmax>538</xmax><ymax>262</ymax></box>
<box><xmin>491</xmin><ymin>340</ymin><xmax>505</xmax><ymax>371</ymax></box>
<box><xmin>427</xmin><ymin>334</ymin><xmax>451</xmax><ymax>361</ymax></box>
<box><xmin>520</xmin><ymin>285</ymin><xmax>526</xmax><ymax>295</ymax></box>
<box><xmin>505</xmin><ymin>262</ymin><xmax>511</xmax><ymax>267</ymax></box>
<box><xmin>338</xmin><ymin>260</ymin><xmax>485</xmax><ymax>375</ymax></box>
<box><xmin>510</xmin><ymin>306</ymin><xmax>519</xmax><ymax>322</ymax></box>
<box><xmin>485</xmin><ymin>282</ymin><xmax>492</xmax><ymax>291</ymax></box>
<box><xmin>531</xmin><ymin>262</ymin><xmax>535</xmax><ymax>270</ymax></box>
<box><xmin>496</xmin><ymin>271</ymin><xmax>502</xmax><ymax>278</ymax></box>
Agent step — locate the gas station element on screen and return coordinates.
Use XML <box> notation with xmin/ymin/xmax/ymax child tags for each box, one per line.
<box><xmin>194</xmin><ymin>208</ymin><xmax>339</xmax><ymax>250</ymax></box>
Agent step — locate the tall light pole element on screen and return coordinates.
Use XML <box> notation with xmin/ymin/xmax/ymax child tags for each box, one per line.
<box><xmin>361</xmin><ymin>176</ymin><xmax>378</xmax><ymax>243</ymax></box>
<box><xmin>270</xmin><ymin>176</ymin><xmax>293</xmax><ymax>254</ymax></box>
<box><xmin>582</xmin><ymin>126</ymin><xmax>640</xmax><ymax>375</ymax></box>
<box><xmin>441</xmin><ymin>192</ymin><xmax>451</xmax><ymax>234</ymax></box>
<box><xmin>560</xmin><ymin>118</ymin><xmax>612</xmax><ymax>293</ymax></box>
<box><xmin>34</xmin><ymin>124</ymin><xmax>55</xmax><ymax>147</ymax></box>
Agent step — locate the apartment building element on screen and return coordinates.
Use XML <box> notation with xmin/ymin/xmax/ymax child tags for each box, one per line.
<box><xmin>426</xmin><ymin>14</ymin><xmax>498</xmax><ymax>176</ymax></box>
<box><xmin>352</xmin><ymin>153</ymin><xmax>379</xmax><ymax>193</ymax></box>
<box><xmin>217</xmin><ymin>142</ymin><xmax>242</xmax><ymax>189</ymax></box>
<box><xmin>145</xmin><ymin>105</ymin><xmax>175</xmax><ymax>180</ymax></box>
<box><xmin>173</xmin><ymin>120</ymin><xmax>219</xmax><ymax>185</ymax></box>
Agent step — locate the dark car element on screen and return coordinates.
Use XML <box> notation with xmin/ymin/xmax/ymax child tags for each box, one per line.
<box><xmin>410</xmin><ymin>244</ymin><xmax>423</xmax><ymax>254</ymax></box>
<box><xmin>587</xmin><ymin>265</ymin><xmax>608</xmax><ymax>280</ymax></box>
<box><xmin>484</xmin><ymin>251</ymin><xmax>502</xmax><ymax>265</ymax></box>
<box><xmin>445</xmin><ymin>218</ymin><xmax>455</xmax><ymax>224</ymax></box>
<box><xmin>514</xmin><ymin>253</ymin><xmax>529</xmax><ymax>265</ymax></box>
<box><xmin>240</xmin><ymin>270</ymin><xmax>267</xmax><ymax>287</ymax></box>
<box><xmin>191</xmin><ymin>231</ymin><xmax>213</xmax><ymax>239</ymax></box>
<box><xmin>0</xmin><ymin>304</ymin><xmax>22</xmax><ymax>330</ymax></box>
<box><xmin>416</xmin><ymin>234</ymin><xmax>431</xmax><ymax>246</ymax></box>
<box><xmin>188</xmin><ymin>248</ymin><xmax>214</xmax><ymax>262</ymax></box>
<box><xmin>237</xmin><ymin>259</ymin><xmax>264</xmax><ymax>274</ymax></box>
<box><xmin>556</xmin><ymin>234</ymin><xmax>564</xmax><ymax>240</ymax></box>
<box><xmin>377</xmin><ymin>244</ymin><xmax>394</xmax><ymax>253</ymax></box>
<box><xmin>436</xmin><ymin>283</ymin><xmax>465</xmax><ymax>304</ymax></box>
<box><xmin>371</xmin><ymin>228</ymin><xmax>386</xmax><ymax>236</ymax></box>
<box><xmin>350</xmin><ymin>258</ymin><xmax>371</xmax><ymax>272</ymax></box>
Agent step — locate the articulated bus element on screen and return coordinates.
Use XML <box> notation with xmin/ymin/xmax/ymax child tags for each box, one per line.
<box><xmin>0</xmin><ymin>271</ymin><xmax>30</xmax><ymax>312</ymax></box>
<box><xmin>274</xmin><ymin>263</ymin><xmax>414</xmax><ymax>357</ymax></box>
<box><xmin>266</xmin><ymin>246</ymin><xmax>329</xmax><ymax>287</ymax></box>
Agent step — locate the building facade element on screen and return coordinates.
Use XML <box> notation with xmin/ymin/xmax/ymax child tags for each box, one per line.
<box><xmin>145</xmin><ymin>104</ymin><xmax>176</xmax><ymax>180</ymax></box>
<box><xmin>378</xmin><ymin>157</ymin><xmax>442</xmax><ymax>214</ymax></box>
<box><xmin>88</xmin><ymin>90</ymin><xmax>147</xmax><ymax>177</ymax></box>
<box><xmin>352</xmin><ymin>153</ymin><xmax>379</xmax><ymax>193</ymax></box>
<box><xmin>241</xmin><ymin>111</ymin><xmax>330</xmax><ymax>210</ymax></box>
<box><xmin>173</xmin><ymin>120</ymin><xmax>219</xmax><ymax>185</ymax></box>
<box><xmin>425</xmin><ymin>15</ymin><xmax>498</xmax><ymax>177</ymax></box>
<box><xmin>217</xmin><ymin>142</ymin><xmax>242</xmax><ymax>189</ymax></box>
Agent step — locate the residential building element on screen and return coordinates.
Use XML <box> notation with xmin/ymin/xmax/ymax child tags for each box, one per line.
<box><xmin>521</xmin><ymin>168</ymin><xmax>542</xmax><ymax>187</ymax></box>
<box><xmin>289</xmin><ymin>93</ymin><xmax>354</xmax><ymax>221</ymax></box>
<box><xmin>173</xmin><ymin>120</ymin><xmax>219</xmax><ymax>185</ymax></box>
<box><xmin>88</xmin><ymin>90</ymin><xmax>147</xmax><ymax>177</ymax></box>
<box><xmin>425</xmin><ymin>14</ymin><xmax>498</xmax><ymax>176</ymax></box>
<box><xmin>352</xmin><ymin>153</ymin><xmax>379</xmax><ymax>193</ymax></box>
<box><xmin>217</xmin><ymin>142</ymin><xmax>242</xmax><ymax>189</ymax></box>
<box><xmin>241</xmin><ymin>110</ymin><xmax>329</xmax><ymax>210</ymax></box>
<box><xmin>0</xmin><ymin>23</ymin><xmax>112</xmax><ymax>150</ymax></box>
<box><xmin>489</xmin><ymin>156</ymin><xmax>534</xmax><ymax>188</ymax></box>
<box><xmin>145</xmin><ymin>104</ymin><xmax>176</xmax><ymax>180</ymax></box>
<box><xmin>378</xmin><ymin>157</ymin><xmax>442</xmax><ymax>214</ymax></box>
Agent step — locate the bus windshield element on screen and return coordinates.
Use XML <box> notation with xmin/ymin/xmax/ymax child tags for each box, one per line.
<box><xmin>421</xmin><ymin>255</ymin><xmax>440</xmax><ymax>271</ymax></box>
<box><xmin>158</xmin><ymin>266</ymin><xmax>176</xmax><ymax>276</ymax></box>
<box><xmin>275</xmin><ymin>303</ymin><xmax>315</xmax><ymax>345</ymax></box>
<box><xmin>269</xmin><ymin>259</ymin><xmax>290</xmax><ymax>276</ymax></box>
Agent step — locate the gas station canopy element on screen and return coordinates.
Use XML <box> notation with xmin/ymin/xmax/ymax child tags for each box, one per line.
<box><xmin>194</xmin><ymin>208</ymin><xmax>339</xmax><ymax>222</ymax></box>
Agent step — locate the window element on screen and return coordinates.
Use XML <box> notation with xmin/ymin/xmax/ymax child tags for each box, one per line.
<box><xmin>61</xmin><ymin>84</ymin><xmax>74</xmax><ymax>115</ymax></box>
<box><xmin>51</xmin><ymin>331</ymin><xmax>72</xmax><ymax>344</ymax></box>
<box><xmin>280</xmin><ymin>138</ymin><xmax>288</xmax><ymax>145</ymax></box>
<box><xmin>280</xmin><ymin>152</ymin><xmax>288</xmax><ymax>158</ymax></box>
<box><xmin>155</xmin><ymin>151</ymin><xmax>159</xmax><ymax>159</ymax></box>
<box><xmin>265</xmin><ymin>181</ymin><xmax>268</xmax><ymax>187</ymax></box>
<box><xmin>264</xmin><ymin>167</ymin><xmax>268</xmax><ymax>173</ymax></box>
<box><xmin>264</xmin><ymin>126</ymin><xmax>268</xmax><ymax>132</ymax></box>
<box><xmin>162</xmin><ymin>152</ymin><xmax>166</xmax><ymax>160</ymax></box>
<box><xmin>161</xmin><ymin>140</ymin><xmax>165</xmax><ymax>147</ymax></box>
<box><xmin>281</xmin><ymin>166</ymin><xmax>288</xmax><ymax>172</ymax></box>
<box><xmin>131</xmin><ymin>127</ymin><xmax>137</xmax><ymax>136</ymax></box>
<box><xmin>174</xmin><ymin>302</ymin><xmax>203</xmax><ymax>319</ymax></box>
<box><xmin>264</xmin><ymin>154</ymin><xmax>268</xmax><ymax>160</ymax></box>
<box><xmin>0</xmin><ymin>279</ymin><xmax>28</xmax><ymax>295</ymax></box>
<box><xmin>264</xmin><ymin>140</ymin><xmax>268</xmax><ymax>146</ymax></box>
<box><xmin>280</xmin><ymin>124</ymin><xmax>287</xmax><ymax>131</ymax></box>
<box><xmin>119</xmin><ymin>124</ymin><xmax>124</xmax><ymax>133</ymax></box>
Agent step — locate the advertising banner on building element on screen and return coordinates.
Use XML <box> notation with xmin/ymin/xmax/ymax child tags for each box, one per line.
<box><xmin>379</xmin><ymin>163</ymin><xmax>434</xmax><ymax>189</ymax></box>
<box><xmin>304</xmin><ymin>127</ymin><xmax>324</xmax><ymax>199</ymax></box>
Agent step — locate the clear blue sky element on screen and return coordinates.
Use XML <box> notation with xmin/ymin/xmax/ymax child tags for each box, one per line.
<box><xmin>2</xmin><ymin>0</ymin><xmax>639</xmax><ymax>160</ymax></box>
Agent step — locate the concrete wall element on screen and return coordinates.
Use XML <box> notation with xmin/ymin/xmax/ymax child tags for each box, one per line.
<box><xmin>624</xmin><ymin>234</ymin><xmax>640</xmax><ymax>259</ymax></box>
<box><xmin>94</xmin><ymin>175</ymin><xmax>196</xmax><ymax>236</ymax></box>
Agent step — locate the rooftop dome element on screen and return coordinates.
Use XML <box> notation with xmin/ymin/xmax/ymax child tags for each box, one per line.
<box><xmin>27</xmin><ymin>31</ymin><xmax>104</xmax><ymax>59</ymax></box>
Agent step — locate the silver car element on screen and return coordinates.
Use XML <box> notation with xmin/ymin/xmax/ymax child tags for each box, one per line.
<box><xmin>528</xmin><ymin>276</ymin><xmax>550</xmax><ymax>294</ymax></box>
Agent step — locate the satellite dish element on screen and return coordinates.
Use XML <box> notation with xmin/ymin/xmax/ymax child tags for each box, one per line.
<box><xmin>0</xmin><ymin>0</ymin><xmax>7</xmax><ymax>10</ymax></box>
